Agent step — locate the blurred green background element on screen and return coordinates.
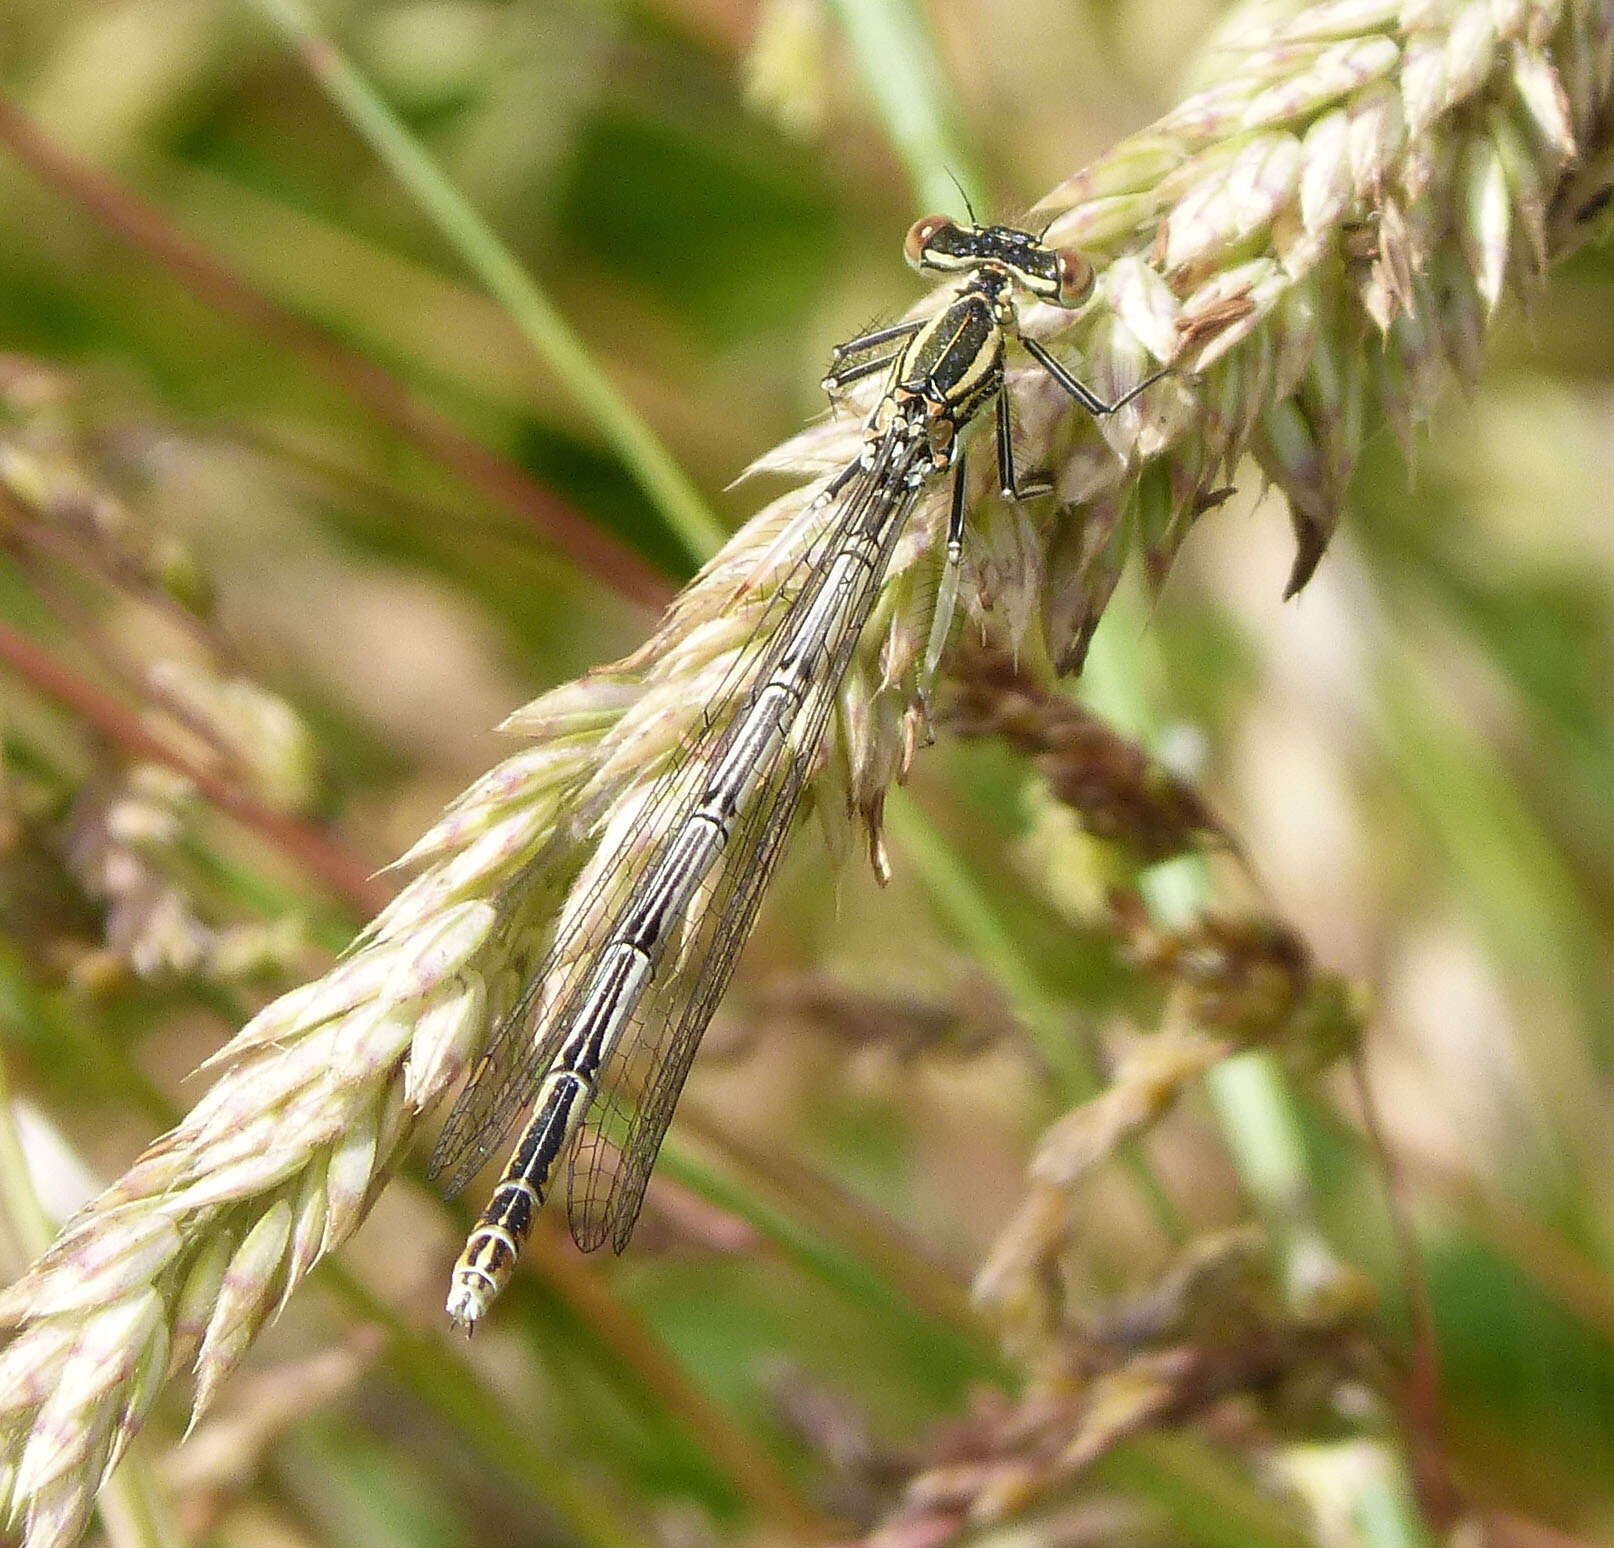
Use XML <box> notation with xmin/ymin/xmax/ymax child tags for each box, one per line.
<box><xmin>0</xmin><ymin>1</ymin><xmax>1612</xmax><ymax>1545</ymax></box>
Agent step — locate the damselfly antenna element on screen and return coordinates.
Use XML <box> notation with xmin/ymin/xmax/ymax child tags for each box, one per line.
<box><xmin>944</xmin><ymin>166</ymin><xmax>980</xmax><ymax>226</ymax></box>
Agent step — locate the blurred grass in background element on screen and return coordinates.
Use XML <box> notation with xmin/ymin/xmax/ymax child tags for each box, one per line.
<box><xmin>0</xmin><ymin>0</ymin><xmax>1611</xmax><ymax>1544</ymax></box>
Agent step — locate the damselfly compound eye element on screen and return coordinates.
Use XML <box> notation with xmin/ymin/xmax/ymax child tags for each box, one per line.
<box><xmin>904</xmin><ymin>214</ymin><xmax>957</xmax><ymax>270</ymax></box>
<box><xmin>1054</xmin><ymin>248</ymin><xmax>1095</xmax><ymax>307</ymax></box>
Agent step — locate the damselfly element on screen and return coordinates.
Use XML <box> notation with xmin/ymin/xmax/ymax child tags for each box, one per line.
<box><xmin>428</xmin><ymin>215</ymin><xmax>1163</xmax><ymax>1329</ymax></box>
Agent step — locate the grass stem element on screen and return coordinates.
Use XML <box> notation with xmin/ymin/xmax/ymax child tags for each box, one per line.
<box><xmin>244</xmin><ymin>0</ymin><xmax>727</xmax><ymax>568</ymax></box>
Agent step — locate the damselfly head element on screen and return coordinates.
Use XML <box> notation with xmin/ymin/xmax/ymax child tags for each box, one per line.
<box><xmin>903</xmin><ymin>215</ymin><xmax>1096</xmax><ymax>308</ymax></box>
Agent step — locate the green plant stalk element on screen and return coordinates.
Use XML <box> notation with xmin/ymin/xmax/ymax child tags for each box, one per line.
<box><xmin>1081</xmin><ymin>585</ymin><xmax>1344</xmax><ymax>1283</ymax></box>
<box><xmin>243</xmin><ymin>0</ymin><xmax>727</xmax><ymax>569</ymax></box>
<box><xmin>0</xmin><ymin>1053</ymin><xmax>54</xmax><ymax>1259</ymax></box>
<box><xmin>1081</xmin><ymin>593</ymin><xmax>1435</xmax><ymax>1548</ymax></box>
<box><xmin>0</xmin><ymin>1052</ymin><xmax>184</xmax><ymax>1548</ymax></box>
<box><xmin>886</xmin><ymin>793</ymin><xmax>1096</xmax><ymax>1098</ymax></box>
<box><xmin>824</xmin><ymin>0</ymin><xmax>988</xmax><ymax>220</ymax></box>
<box><xmin>1094</xmin><ymin>1431</ymin><xmax>1315</xmax><ymax>1548</ymax></box>
<box><xmin>1080</xmin><ymin>587</ymin><xmax>1328</xmax><ymax>1254</ymax></box>
<box><xmin>74</xmin><ymin>1464</ymin><xmax>185</xmax><ymax>1548</ymax></box>
<box><xmin>656</xmin><ymin>1132</ymin><xmax>1005</xmax><ymax>1387</ymax></box>
<box><xmin>884</xmin><ymin>790</ymin><xmax>1190</xmax><ymax>1246</ymax></box>
<box><xmin>1351</xmin><ymin>1452</ymin><xmax>1440</xmax><ymax>1548</ymax></box>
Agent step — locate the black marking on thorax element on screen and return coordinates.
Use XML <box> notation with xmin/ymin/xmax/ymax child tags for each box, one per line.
<box><xmin>902</xmin><ymin>291</ymin><xmax>1003</xmax><ymax>416</ymax></box>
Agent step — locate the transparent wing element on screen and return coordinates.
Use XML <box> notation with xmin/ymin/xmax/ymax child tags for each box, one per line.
<box><xmin>427</xmin><ymin>446</ymin><xmax>910</xmax><ymax>1204</ymax></box>
<box><xmin>568</xmin><ymin>469</ymin><xmax>926</xmax><ymax>1252</ymax></box>
<box><xmin>427</xmin><ymin>938</ymin><xmax>578</xmax><ymax>1198</ymax></box>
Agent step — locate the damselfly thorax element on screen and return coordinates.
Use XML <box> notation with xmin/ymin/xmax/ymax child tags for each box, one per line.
<box><xmin>428</xmin><ymin>213</ymin><xmax>1167</xmax><ymax>1330</ymax></box>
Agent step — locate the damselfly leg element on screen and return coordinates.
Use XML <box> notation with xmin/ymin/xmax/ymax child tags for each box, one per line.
<box><xmin>822</xmin><ymin>319</ymin><xmax>924</xmax><ymax>407</ymax></box>
<box><xmin>828</xmin><ymin>317</ymin><xmax>924</xmax><ymax>364</ymax></box>
<box><xmin>822</xmin><ymin>350</ymin><xmax>905</xmax><ymax>400</ymax></box>
<box><xmin>1021</xmin><ymin>333</ymin><xmax>1170</xmax><ymax>417</ymax></box>
<box><xmin>994</xmin><ymin>389</ymin><xmax>1053</xmax><ymax>502</ymax></box>
<box><xmin>920</xmin><ymin>446</ymin><xmax>970</xmax><ymax>695</ymax></box>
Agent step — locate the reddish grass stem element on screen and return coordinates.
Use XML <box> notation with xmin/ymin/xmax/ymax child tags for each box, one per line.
<box><xmin>0</xmin><ymin>616</ymin><xmax>392</xmax><ymax>914</ymax></box>
<box><xmin>0</xmin><ymin>97</ymin><xmax>675</xmax><ymax>614</ymax></box>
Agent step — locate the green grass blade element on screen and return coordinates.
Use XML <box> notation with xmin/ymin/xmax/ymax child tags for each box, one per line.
<box><xmin>823</xmin><ymin>0</ymin><xmax>988</xmax><ymax>219</ymax></box>
<box><xmin>243</xmin><ymin>0</ymin><xmax>727</xmax><ymax>568</ymax></box>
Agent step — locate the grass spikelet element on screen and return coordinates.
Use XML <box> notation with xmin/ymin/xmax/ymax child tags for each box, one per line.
<box><xmin>864</xmin><ymin>1229</ymin><xmax>1382</xmax><ymax>1547</ymax></box>
<box><xmin>946</xmin><ymin>647</ymin><xmax>1224</xmax><ymax>863</ymax></box>
<box><xmin>0</xmin><ymin>400</ymin><xmax>326</xmax><ymax>987</ymax></box>
<box><xmin>0</xmin><ymin>0</ymin><xmax>1609</xmax><ymax>1541</ymax></box>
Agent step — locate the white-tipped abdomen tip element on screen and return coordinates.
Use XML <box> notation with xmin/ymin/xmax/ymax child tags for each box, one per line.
<box><xmin>446</xmin><ymin>1257</ymin><xmax>503</xmax><ymax>1333</ymax></box>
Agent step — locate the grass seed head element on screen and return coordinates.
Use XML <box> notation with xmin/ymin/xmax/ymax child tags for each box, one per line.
<box><xmin>1</xmin><ymin>1</ymin><xmax>1608</xmax><ymax>1541</ymax></box>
